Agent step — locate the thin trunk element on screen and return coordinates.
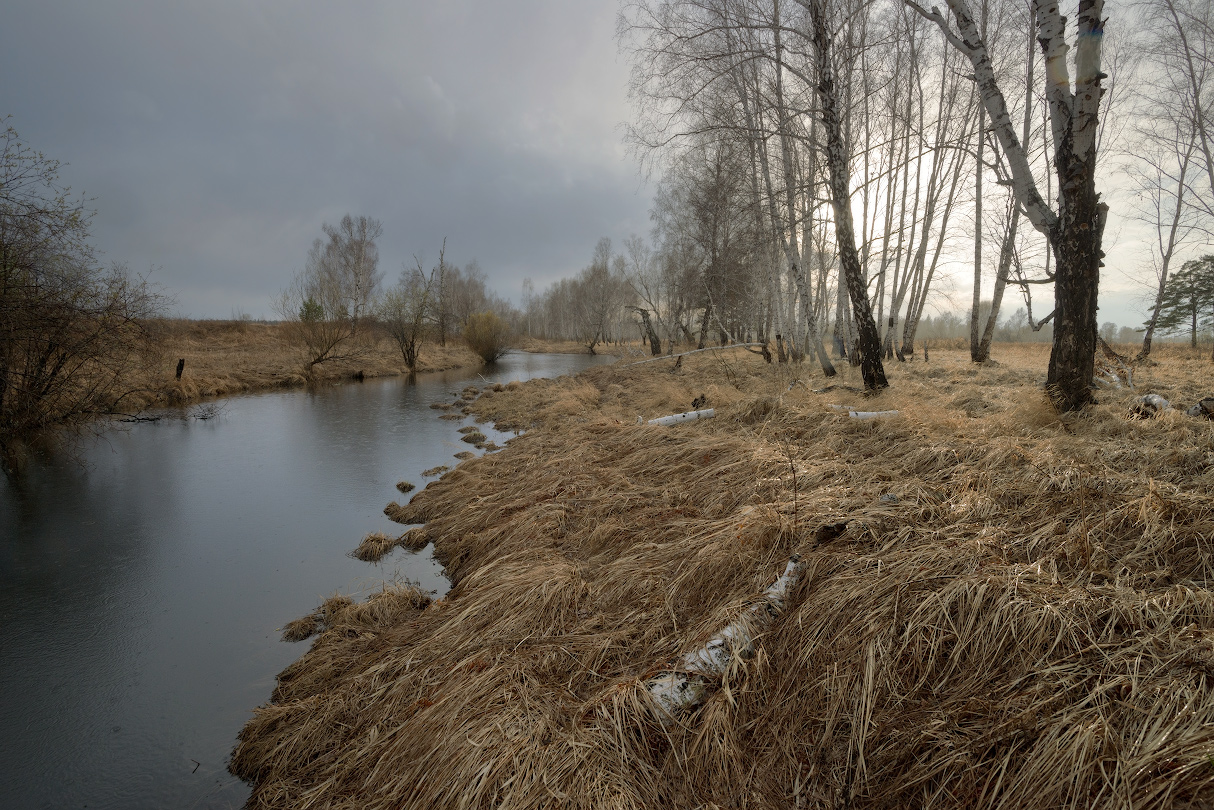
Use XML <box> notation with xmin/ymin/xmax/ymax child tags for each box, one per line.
<box><xmin>976</xmin><ymin>204</ymin><xmax>1021</xmax><ymax>359</ymax></box>
<box><xmin>803</xmin><ymin>0</ymin><xmax>887</xmax><ymax>389</ymax></box>
<box><xmin>976</xmin><ymin>8</ymin><xmax>1034</xmax><ymax>362</ymax></box>
<box><xmin>1142</xmin><ymin>134</ymin><xmax>1198</xmax><ymax>358</ymax></box>
<box><xmin>970</xmin><ymin>0</ymin><xmax>988</xmax><ymax>361</ymax></box>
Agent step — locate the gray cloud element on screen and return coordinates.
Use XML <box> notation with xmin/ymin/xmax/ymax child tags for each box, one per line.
<box><xmin>2</xmin><ymin>0</ymin><xmax>651</xmax><ymax>317</ymax></box>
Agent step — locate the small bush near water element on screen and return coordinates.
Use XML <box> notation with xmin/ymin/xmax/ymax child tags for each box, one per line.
<box><xmin>462</xmin><ymin>311</ymin><xmax>511</xmax><ymax>363</ymax></box>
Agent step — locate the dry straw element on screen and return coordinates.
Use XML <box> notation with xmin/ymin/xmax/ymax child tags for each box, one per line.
<box><xmin>235</xmin><ymin>344</ymin><xmax>1214</xmax><ymax>808</ymax></box>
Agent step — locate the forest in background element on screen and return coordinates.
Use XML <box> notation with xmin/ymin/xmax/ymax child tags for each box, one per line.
<box><xmin>512</xmin><ymin>0</ymin><xmax>1213</xmax><ymax>374</ymax></box>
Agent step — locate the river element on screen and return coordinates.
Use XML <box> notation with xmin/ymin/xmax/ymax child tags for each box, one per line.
<box><xmin>0</xmin><ymin>352</ymin><xmax>609</xmax><ymax>810</ymax></box>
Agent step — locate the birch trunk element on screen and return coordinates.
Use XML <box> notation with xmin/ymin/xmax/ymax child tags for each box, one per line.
<box><xmin>910</xmin><ymin>0</ymin><xmax>1106</xmax><ymax>410</ymax></box>
<box><xmin>772</xmin><ymin>1</ymin><xmax>836</xmax><ymax>375</ymax></box>
<box><xmin>1140</xmin><ymin>140</ymin><xmax>1196</xmax><ymax>358</ymax></box>
<box><xmin>802</xmin><ymin>0</ymin><xmax>888</xmax><ymax>390</ymax></box>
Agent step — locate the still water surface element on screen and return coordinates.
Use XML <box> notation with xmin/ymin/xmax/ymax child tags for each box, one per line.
<box><xmin>0</xmin><ymin>352</ymin><xmax>608</xmax><ymax>810</ymax></box>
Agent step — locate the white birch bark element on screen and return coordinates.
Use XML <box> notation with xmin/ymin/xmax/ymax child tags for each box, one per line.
<box><xmin>647</xmin><ymin>554</ymin><xmax>806</xmax><ymax>720</ymax></box>
<box><xmin>906</xmin><ymin>0</ymin><xmax>1060</xmax><ymax>236</ymax></box>
<box><xmin>648</xmin><ymin>408</ymin><xmax>715</xmax><ymax>426</ymax></box>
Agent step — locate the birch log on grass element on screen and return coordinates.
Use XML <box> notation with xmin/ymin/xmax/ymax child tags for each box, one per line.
<box><xmin>647</xmin><ymin>555</ymin><xmax>807</xmax><ymax>720</ymax></box>
<box><xmin>647</xmin><ymin>408</ymin><xmax>715</xmax><ymax>426</ymax></box>
<box><xmin>849</xmin><ymin>410</ymin><xmax>900</xmax><ymax>420</ymax></box>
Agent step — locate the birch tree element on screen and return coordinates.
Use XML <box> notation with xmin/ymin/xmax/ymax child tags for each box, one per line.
<box><xmin>798</xmin><ymin>0</ymin><xmax>889</xmax><ymax>389</ymax></box>
<box><xmin>276</xmin><ymin>214</ymin><xmax>384</xmax><ymax>372</ymax></box>
<box><xmin>909</xmin><ymin>0</ymin><xmax>1109</xmax><ymax>410</ymax></box>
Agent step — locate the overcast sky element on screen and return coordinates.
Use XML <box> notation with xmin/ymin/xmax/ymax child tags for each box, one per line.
<box><xmin>3</xmin><ymin>0</ymin><xmax>1154</xmax><ymax>326</ymax></box>
<box><xmin>2</xmin><ymin>0</ymin><xmax>650</xmax><ymax>318</ymax></box>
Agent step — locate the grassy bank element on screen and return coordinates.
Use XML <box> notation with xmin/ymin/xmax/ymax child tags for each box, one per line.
<box><xmin>233</xmin><ymin>343</ymin><xmax>1214</xmax><ymax>809</ymax></box>
<box><xmin>130</xmin><ymin>320</ymin><xmax>549</xmax><ymax>408</ymax></box>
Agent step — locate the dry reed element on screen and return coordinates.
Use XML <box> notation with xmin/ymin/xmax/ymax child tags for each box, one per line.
<box><xmin>235</xmin><ymin>345</ymin><xmax>1214</xmax><ymax>809</ymax></box>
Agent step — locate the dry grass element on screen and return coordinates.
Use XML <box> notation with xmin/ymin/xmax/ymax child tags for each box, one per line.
<box><xmin>350</xmin><ymin>532</ymin><xmax>399</xmax><ymax>563</ymax></box>
<box><xmin>130</xmin><ymin>320</ymin><xmax>485</xmax><ymax>408</ymax></box>
<box><xmin>234</xmin><ymin>343</ymin><xmax>1214</xmax><ymax>809</ymax></box>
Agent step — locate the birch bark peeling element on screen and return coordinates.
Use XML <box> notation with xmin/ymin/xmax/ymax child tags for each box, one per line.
<box><xmin>647</xmin><ymin>554</ymin><xmax>807</xmax><ymax>721</ymax></box>
<box><xmin>1071</xmin><ymin>0</ymin><xmax>1105</xmax><ymax>161</ymax></box>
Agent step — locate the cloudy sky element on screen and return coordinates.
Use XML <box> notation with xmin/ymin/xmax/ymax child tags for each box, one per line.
<box><xmin>3</xmin><ymin>0</ymin><xmax>1154</xmax><ymax>326</ymax></box>
<box><xmin>2</xmin><ymin>0</ymin><xmax>650</xmax><ymax>318</ymax></box>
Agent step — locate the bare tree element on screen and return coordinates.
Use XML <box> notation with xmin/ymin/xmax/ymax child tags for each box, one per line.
<box><xmin>1128</xmin><ymin>0</ymin><xmax>1213</xmax><ymax>357</ymax></box>
<box><xmin>0</xmin><ymin>123</ymin><xmax>163</xmax><ymax>465</ymax></box>
<box><xmin>275</xmin><ymin>214</ymin><xmax>383</xmax><ymax>372</ymax></box>
<box><xmin>622</xmin><ymin>235</ymin><xmax>669</xmax><ymax>355</ymax></box>
<box><xmin>379</xmin><ymin>256</ymin><xmax>436</xmax><ymax>371</ymax></box>
<box><xmin>799</xmin><ymin>0</ymin><xmax>888</xmax><ymax>389</ymax></box>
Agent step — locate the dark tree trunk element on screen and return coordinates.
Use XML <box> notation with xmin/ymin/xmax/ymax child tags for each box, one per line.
<box><xmin>628</xmin><ymin>306</ymin><xmax>663</xmax><ymax>357</ymax></box>
<box><xmin>1045</xmin><ymin>187</ymin><xmax>1104</xmax><ymax>411</ymax></box>
<box><xmin>808</xmin><ymin>0</ymin><xmax>887</xmax><ymax>390</ymax></box>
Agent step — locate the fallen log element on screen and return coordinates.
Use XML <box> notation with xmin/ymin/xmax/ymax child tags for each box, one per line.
<box><xmin>1185</xmin><ymin>398</ymin><xmax>1214</xmax><ymax>419</ymax></box>
<box><xmin>1129</xmin><ymin>394</ymin><xmax>1171</xmax><ymax>419</ymax></box>
<box><xmin>646</xmin><ymin>554</ymin><xmax>807</xmax><ymax>721</ymax></box>
<box><xmin>647</xmin><ymin>408</ymin><xmax>715</xmax><ymax>426</ymax></box>
<box><xmin>849</xmin><ymin>410</ymin><xmax>900</xmax><ymax>420</ymax></box>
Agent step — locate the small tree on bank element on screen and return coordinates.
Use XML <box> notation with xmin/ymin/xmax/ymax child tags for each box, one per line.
<box><xmin>379</xmin><ymin>257</ymin><xmax>435</xmax><ymax>372</ymax></box>
<box><xmin>275</xmin><ymin>215</ymin><xmax>383</xmax><ymax>372</ymax></box>
<box><xmin>0</xmin><ymin>124</ymin><xmax>163</xmax><ymax>465</ymax></box>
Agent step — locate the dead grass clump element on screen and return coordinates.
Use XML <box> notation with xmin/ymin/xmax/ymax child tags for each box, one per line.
<box><xmin>278</xmin><ymin>615</ymin><xmax>322</xmax><ymax>643</ymax></box>
<box><xmin>421</xmin><ymin>465</ymin><xmax>448</xmax><ymax>477</ymax></box>
<box><xmin>736</xmin><ymin>396</ymin><xmax>778</xmax><ymax>423</ymax></box>
<box><xmin>236</xmin><ymin>346</ymin><xmax>1214</xmax><ymax>809</ymax></box>
<box><xmin>453</xmin><ymin>451</ymin><xmax>474</xmax><ymax>461</ymax></box>
<box><xmin>384</xmin><ymin>499</ymin><xmax>433</xmax><ymax>525</ymax></box>
<box><xmin>398</xmin><ymin>527</ymin><xmax>430</xmax><ymax>552</ymax></box>
<box><xmin>350</xmin><ymin>532</ymin><xmax>397</xmax><ymax>563</ymax></box>
<box><xmin>278</xmin><ymin>594</ymin><xmax>356</xmax><ymax>643</ymax></box>
<box><xmin>395</xmin><ymin>481</ymin><xmax>414</xmax><ymax>494</ymax></box>
<box><xmin>461</xmin><ymin>431</ymin><xmax>486</xmax><ymax>444</ymax></box>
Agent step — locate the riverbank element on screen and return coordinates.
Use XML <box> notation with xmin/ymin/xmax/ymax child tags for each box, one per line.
<box><xmin>131</xmin><ymin>320</ymin><xmax>619</xmax><ymax>409</ymax></box>
<box><xmin>233</xmin><ymin>343</ymin><xmax>1214</xmax><ymax>808</ymax></box>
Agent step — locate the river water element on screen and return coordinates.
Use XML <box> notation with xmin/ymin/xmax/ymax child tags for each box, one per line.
<box><xmin>0</xmin><ymin>352</ymin><xmax>608</xmax><ymax>810</ymax></box>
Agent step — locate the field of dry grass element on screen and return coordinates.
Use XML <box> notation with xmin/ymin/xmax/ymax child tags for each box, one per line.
<box><xmin>233</xmin><ymin>342</ymin><xmax>1214</xmax><ymax>809</ymax></box>
<box><xmin>130</xmin><ymin>320</ymin><xmax>486</xmax><ymax>408</ymax></box>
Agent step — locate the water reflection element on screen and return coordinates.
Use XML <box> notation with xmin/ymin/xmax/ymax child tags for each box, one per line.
<box><xmin>0</xmin><ymin>352</ymin><xmax>609</xmax><ymax>810</ymax></box>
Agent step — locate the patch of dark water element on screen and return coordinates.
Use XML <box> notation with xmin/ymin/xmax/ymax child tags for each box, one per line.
<box><xmin>0</xmin><ymin>352</ymin><xmax>610</xmax><ymax>810</ymax></box>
